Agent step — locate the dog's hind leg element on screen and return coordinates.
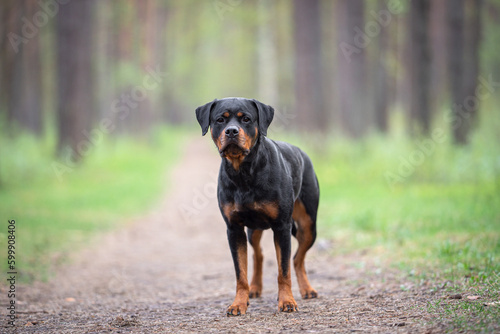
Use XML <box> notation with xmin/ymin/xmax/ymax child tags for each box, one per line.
<box><xmin>273</xmin><ymin>225</ymin><xmax>298</xmax><ymax>312</ymax></box>
<box><xmin>292</xmin><ymin>197</ymin><xmax>318</xmax><ymax>299</ymax></box>
<box><xmin>247</xmin><ymin>228</ymin><xmax>264</xmax><ymax>298</ymax></box>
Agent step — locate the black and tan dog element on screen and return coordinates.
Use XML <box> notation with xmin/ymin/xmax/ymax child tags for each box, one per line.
<box><xmin>195</xmin><ymin>97</ymin><xmax>319</xmax><ymax>315</ymax></box>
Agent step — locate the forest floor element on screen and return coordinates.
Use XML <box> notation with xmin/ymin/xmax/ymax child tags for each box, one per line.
<box><xmin>6</xmin><ymin>139</ymin><xmax>464</xmax><ymax>333</ymax></box>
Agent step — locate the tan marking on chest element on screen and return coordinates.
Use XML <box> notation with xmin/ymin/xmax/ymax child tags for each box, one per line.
<box><xmin>223</xmin><ymin>202</ymin><xmax>279</xmax><ymax>221</ymax></box>
<box><xmin>222</xmin><ymin>203</ymin><xmax>236</xmax><ymax>220</ymax></box>
<box><xmin>225</xmin><ymin>154</ymin><xmax>245</xmax><ymax>171</ymax></box>
<box><xmin>253</xmin><ymin>201</ymin><xmax>279</xmax><ymax>220</ymax></box>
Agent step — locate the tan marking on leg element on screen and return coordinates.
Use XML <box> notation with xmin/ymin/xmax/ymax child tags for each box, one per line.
<box><xmin>227</xmin><ymin>243</ymin><xmax>249</xmax><ymax>316</ymax></box>
<box><xmin>292</xmin><ymin>199</ymin><xmax>318</xmax><ymax>299</ymax></box>
<box><xmin>274</xmin><ymin>238</ymin><xmax>298</xmax><ymax>312</ymax></box>
<box><xmin>249</xmin><ymin>230</ymin><xmax>263</xmax><ymax>298</ymax></box>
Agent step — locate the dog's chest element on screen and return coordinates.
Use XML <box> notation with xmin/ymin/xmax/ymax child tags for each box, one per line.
<box><xmin>222</xmin><ymin>200</ymin><xmax>279</xmax><ymax>229</ymax></box>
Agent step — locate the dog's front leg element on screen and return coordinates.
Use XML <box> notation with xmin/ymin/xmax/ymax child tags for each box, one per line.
<box><xmin>273</xmin><ymin>224</ymin><xmax>298</xmax><ymax>312</ymax></box>
<box><xmin>226</xmin><ymin>225</ymin><xmax>249</xmax><ymax>316</ymax></box>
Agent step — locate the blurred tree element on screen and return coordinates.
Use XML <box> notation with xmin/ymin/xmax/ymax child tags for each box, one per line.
<box><xmin>429</xmin><ymin>0</ymin><xmax>448</xmax><ymax>112</ymax></box>
<box><xmin>336</xmin><ymin>0</ymin><xmax>369</xmax><ymax>138</ymax></box>
<box><xmin>0</xmin><ymin>0</ymin><xmax>494</xmax><ymax>145</ymax></box>
<box><xmin>483</xmin><ymin>0</ymin><xmax>500</xmax><ymax>81</ymax></box>
<box><xmin>458</xmin><ymin>0</ymin><xmax>483</xmax><ymax>144</ymax></box>
<box><xmin>153</xmin><ymin>0</ymin><xmax>171</xmax><ymax>122</ymax></box>
<box><xmin>56</xmin><ymin>0</ymin><xmax>94</xmax><ymax>155</ymax></box>
<box><xmin>2</xmin><ymin>1</ymin><xmax>42</xmax><ymax>135</ymax></box>
<box><xmin>293</xmin><ymin>0</ymin><xmax>326</xmax><ymax>131</ymax></box>
<box><xmin>374</xmin><ymin>0</ymin><xmax>390</xmax><ymax>133</ymax></box>
<box><xmin>447</xmin><ymin>0</ymin><xmax>465</xmax><ymax>142</ymax></box>
<box><xmin>135</xmin><ymin>0</ymin><xmax>155</xmax><ymax>133</ymax></box>
<box><xmin>94</xmin><ymin>0</ymin><xmax>117</xmax><ymax>122</ymax></box>
<box><xmin>0</xmin><ymin>2</ymin><xmax>20</xmax><ymax>128</ymax></box>
<box><xmin>274</xmin><ymin>0</ymin><xmax>295</xmax><ymax>109</ymax></box>
<box><xmin>409</xmin><ymin>0</ymin><xmax>432</xmax><ymax>134</ymax></box>
<box><xmin>257</xmin><ymin>0</ymin><xmax>278</xmax><ymax>108</ymax></box>
<box><xmin>447</xmin><ymin>0</ymin><xmax>483</xmax><ymax>144</ymax></box>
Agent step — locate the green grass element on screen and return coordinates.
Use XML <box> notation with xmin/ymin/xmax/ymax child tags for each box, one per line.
<box><xmin>316</xmin><ymin>131</ymin><xmax>499</xmax><ymax>331</ymax></box>
<box><xmin>0</xmin><ymin>126</ymin><xmax>185</xmax><ymax>282</ymax></box>
<box><xmin>273</xmin><ymin>109</ymin><xmax>500</xmax><ymax>332</ymax></box>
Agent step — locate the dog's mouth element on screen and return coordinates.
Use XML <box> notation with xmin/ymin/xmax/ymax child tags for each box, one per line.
<box><xmin>219</xmin><ymin>141</ymin><xmax>249</xmax><ymax>158</ymax></box>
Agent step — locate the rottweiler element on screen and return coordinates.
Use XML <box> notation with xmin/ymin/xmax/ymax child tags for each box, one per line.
<box><xmin>195</xmin><ymin>97</ymin><xmax>319</xmax><ymax>316</ymax></box>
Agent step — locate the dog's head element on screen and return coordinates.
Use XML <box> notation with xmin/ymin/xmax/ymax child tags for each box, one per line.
<box><xmin>195</xmin><ymin>98</ymin><xmax>274</xmax><ymax>162</ymax></box>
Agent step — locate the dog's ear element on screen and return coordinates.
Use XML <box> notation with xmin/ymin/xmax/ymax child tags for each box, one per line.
<box><xmin>252</xmin><ymin>99</ymin><xmax>274</xmax><ymax>137</ymax></box>
<box><xmin>195</xmin><ymin>99</ymin><xmax>217</xmax><ymax>136</ymax></box>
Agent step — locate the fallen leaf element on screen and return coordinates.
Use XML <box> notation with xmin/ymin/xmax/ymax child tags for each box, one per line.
<box><xmin>484</xmin><ymin>301</ymin><xmax>500</xmax><ymax>307</ymax></box>
<box><xmin>467</xmin><ymin>295</ymin><xmax>480</xmax><ymax>300</ymax></box>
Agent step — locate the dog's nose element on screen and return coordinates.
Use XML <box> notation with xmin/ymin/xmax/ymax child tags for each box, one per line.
<box><xmin>225</xmin><ymin>126</ymin><xmax>239</xmax><ymax>138</ymax></box>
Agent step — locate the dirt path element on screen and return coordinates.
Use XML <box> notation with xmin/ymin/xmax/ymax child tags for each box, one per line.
<box><xmin>8</xmin><ymin>138</ymin><xmax>445</xmax><ymax>333</ymax></box>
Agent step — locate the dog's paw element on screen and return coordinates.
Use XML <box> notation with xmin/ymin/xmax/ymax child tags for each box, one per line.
<box><xmin>278</xmin><ymin>298</ymin><xmax>298</xmax><ymax>313</ymax></box>
<box><xmin>301</xmin><ymin>288</ymin><xmax>318</xmax><ymax>299</ymax></box>
<box><xmin>249</xmin><ymin>285</ymin><xmax>262</xmax><ymax>298</ymax></box>
<box><xmin>227</xmin><ymin>302</ymin><xmax>248</xmax><ymax>316</ymax></box>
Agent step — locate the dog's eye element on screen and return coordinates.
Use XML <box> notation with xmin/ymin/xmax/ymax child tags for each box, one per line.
<box><xmin>217</xmin><ymin>117</ymin><xmax>225</xmax><ymax>123</ymax></box>
<box><xmin>242</xmin><ymin>116</ymin><xmax>251</xmax><ymax>123</ymax></box>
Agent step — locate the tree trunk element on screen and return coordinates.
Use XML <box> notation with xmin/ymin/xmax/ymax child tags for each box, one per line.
<box><xmin>114</xmin><ymin>0</ymin><xmax>136</xmax><ymax>134</ymax></box>
<box><xmin>157</xmin><ymin>2</ymin><xmax>178</xmax><ymax>124</ymax></box>
<box><xmin>453</xmin><ymin>0</ymin><xmax>483</xmax><ymax>144</ymax></box>
<box><xmin>257</xmin><ymin>0</ymin><xmax>278</xmax><ymax>108</ymax></box>
<box><xmin>409</xmin><ymin>0</ymin><xmax>432</xmax><ymax>135</ymax></box>
<box><xmin>56</xmin><ymin>0</ymin><xmax>94</xmax><ymax>156</ymax></box>
<box><xmin>429</xmin><ymin>0</ymin><xmax>448</xmax><ymax>113</ymax></box>
<box><xmin>95</xmin><ymin>0</ymin><xmax>115</xmax><ymax>123</ymax></box>
<box><xmin>337</xmin><ymin>0</ymin><xmax>369</xmax><ymax>138</ymax></box>
<box><xmin>1</xmin><ymin>2</ymin><xmax>20</xmax><ymax>126</ymax></box>
<box><xmin>447</xmin><ymin>0</ymin><xmax>465</xmax><ymax>143</ymax></box>
<box><xmin>374</xmin><ymin>0</ymin><xmax>389</xmax><ymax>133</ymax></box>
<box><xmin>153</xmin><ymin>0</ymin><xmax>169</xmax><ymax>124</ymax></box>
<box><xmin>293</xmin><ymin>0</ymin><xmax>326</xmax><ymax>131</ymax></box>
<box><xmin>134</xmin><ymin>0</ymin><xmax>155</xmax><ymax>134</ymax></box>
<box><xmin>2</xmin><ymin>1</ymin><xmax>42</xmax><ymax>135</ymax></box>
